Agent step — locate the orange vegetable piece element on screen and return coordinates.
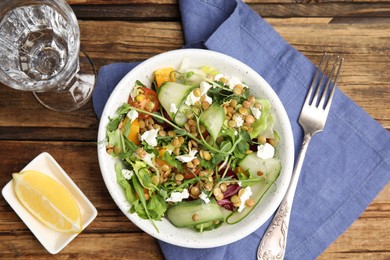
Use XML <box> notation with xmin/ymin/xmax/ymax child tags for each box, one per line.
<box><xmin>123</xmin><ymin>118</ymin><xmax>140</xmax><ymax>145</ymax></box>
<box><xmin>158</xmin><ymin>148</ymin><xmax>167</xmax><ymax>158</ymax></box>
<box><xmin>154</xmin><ymin>67</ymin><xmax>175</xmax><ymax>88</ymax></box>
<box><xmin>155</xmin><ymin>158</ymin><xmax>171</xmax><ymax>169</ymax></box>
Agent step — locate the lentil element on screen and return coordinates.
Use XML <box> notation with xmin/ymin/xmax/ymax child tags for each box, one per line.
<box><xmin>257</xmin><ymin>136</ymin><xmax>267</xmax><ymax>144</ymax></box>
<box><xmin>151</xmin><ymin>175</ymin><xmax>159</xmax><ymax>185</ymax></box>
<box><xmin>243</xmin><ymin>100</ymin><xmax>251</xmax><ymax>108</ymax></box>
<box><xmin>201</xmin><ymin>101</ymin><xmax>210</xmax><ymax>110</ymax></box>
<box><xmin>190</xmin><ymin>186</ymin><xmax>201</xmax><ymax>197</ymax></box>
<box><xmin>219</xmin><ymin>183</ymin><xmax>227</xmax><ymax>192</ymax></box>
<box><xmin>245</xmin><ymin>114</ymin><xmax>255</xmax><ymax>124</ymax></box>
<box><xmin>248</xmin><ymin>96</ymin><xmax>256</xmax><ymax>104</ymax></box>
<box><xmin>161</xmin><ymin>164</ymin><xmax>170</xmax><ymax>172</ymax></box>
<box><xmin>193</xmin><ymin>88</ymin><xmax>201</xmax><ymax>97</ymax></box>
<box><xmin>192</xmin><ymin>214</ymin><xmax>199</xmax><ymax>221</ymax></box>
<box><xmin>233</xmin><ymin>84</ymin><xmax>243</xmax><ymax>95</ymax></box>
<box><xmin>203</xmin><ymin>151</ymin><xmax>212</xmax><ymax>161</ymax></box>
<box><xmin>245</xmin><ymin>198</ymin><xmax>255</xmax><ymax>207</ymax></box>
<box><xmin>215</xmin><ymin>194</ymin><xmax>224</xmax><ymax>201</ymax></box>
<box><xmin>175</xmin><ymin>174</ymin><xmax>184</xmax><ymax>181</ymax></box>
<box><xmin>228</xmin><ymin>120</ymin><xmax>236</xmax><ymax>128</ymax></box>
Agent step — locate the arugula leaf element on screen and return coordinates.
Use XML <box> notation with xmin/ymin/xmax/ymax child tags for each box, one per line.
<box><xmin>219</xmin><ymin>140</ymin><xmax>232</xmax><ymax>153</ymax></box>
<box><xmin>131</xmin><ymin>177</ymin><xmax>159</xmax><ymax>231</ymax></box>
<box><xmin>211</xmin><ymin>153</ymin><xmax>225</xmax><ymax>165</ymax></box>
<box><xmin>146</xmin><ymin>194</ymin><xmax>168</xmax><ymax>220</ymax></box>
<box><xmin>130</xmin><ymin>201</ymin><xmax>147</xmax><ymax>219</ymax></box>
<box><xmin>131</xmin><ymin>160</ymin><xmax>156</xmax><ymax>190</ymax></box>
<box><xmin>115</xmin><ymin>163</ymin><xmax>137</xmax><ymax>203</ymax></box>
<box><xmin>163</xmin><ymin>151</ymin><xmax>183</xmax><ymax>172</ymax></box>
<box><xmin>107</xmin><ymin>116</ymin><xmax>122</xmax><ymax>131</ymax></box>
<box><xmin>106</xmin><ymin>103</ymin><xmax>131</xmax><ymax>133</ymax></box>
<box><xmin>236</xmin><ymin>131</ymin><xmax>251</xmax><ymax>154</ymax></box>
<box><xmin>135</xmin><ymin>80</ymin><xmax>146</xmax><ymax>87</ymax></box>
<box><xmin>117</xmin><ymin>103</ymin><xmax>132</xmax><ymax>114</ymax></box>
<box><xmin>199</xmin><ymin>158</ymin><xmax>215</xmax><ymax>170</ymax></box>
<box><xmin>107</xmin><ymin>129</ymin><xmax>137</xmax><ymax>159</ymax></box>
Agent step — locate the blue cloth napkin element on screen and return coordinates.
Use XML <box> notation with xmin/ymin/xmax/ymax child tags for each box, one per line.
<box><xmin>93</xmin><ymin>0</ymin><xmax>390</xmax><ymax>259</ymax></box>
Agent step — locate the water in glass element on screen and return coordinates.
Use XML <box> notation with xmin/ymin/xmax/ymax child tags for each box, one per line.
<box><xmin>0</xmin><ymin>4</ymin><xmax>77</xmax><ymax>92</ymax></box>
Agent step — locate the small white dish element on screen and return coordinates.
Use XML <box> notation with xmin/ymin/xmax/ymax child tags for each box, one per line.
<box><xmin>1</xmin><ymin>152</ymin><xmax>98</xmax><ymax>254</ymax></box>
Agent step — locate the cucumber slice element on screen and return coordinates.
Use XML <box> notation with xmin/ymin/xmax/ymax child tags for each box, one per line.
<box><xmin>158</xmin><ymin>82</ymin><xmax>196</xmax><ymax>119</ymax></box>
<box><xmin>166</xmin><ymin>199</ymin><xmax>224</xmax><ymax>228</ymax></box>
<box><xmin>173</xmin><ymin>104</ymin><xmax>190</xmax><ymax>126</ymax></box>
<box><xmin>193</xmin><ymin>220</ymin><xmax>223</xmax><ymax>232</ymax></box>
<box><xmin>249</xmin><ymin>99</ymin><xmax>275</xmax><ymax>139</ymax></box>
<box><xmin>226</xmin><ymin>153</ymin><xmax>281</xmax><ymax>224</ymax></box>
<box><xmin>199</xmin><ymin>102</ymin><xmax>225</xmax><ymax>142</ymax></box>
<box><xmin>238</xmin><ymin>153</ymin><xmax>281</xmax><ymax>178</ymax></box>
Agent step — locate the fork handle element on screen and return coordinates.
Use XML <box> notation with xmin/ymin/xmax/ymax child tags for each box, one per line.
<box><xmin>257</xmin><ymin>133</ymin><xmax>312</xmax><ymax>260</ymax></box>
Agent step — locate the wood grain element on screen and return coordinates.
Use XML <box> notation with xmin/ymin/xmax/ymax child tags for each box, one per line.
<box><xmin>1</xmin><ymin>20</ymin><xmax>388</xmax><ymax>138</ymax></box>
<box><xmin>65</xmin><ymin>0</ymin><xmax>390</xmax><ymax>23</ymax></box>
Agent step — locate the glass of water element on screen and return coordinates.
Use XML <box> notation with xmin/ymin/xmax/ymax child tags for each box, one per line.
<box><xmin>0</xmin><ymin>0</ymin><xmax>95</xmax><ymax>112</ymax></box>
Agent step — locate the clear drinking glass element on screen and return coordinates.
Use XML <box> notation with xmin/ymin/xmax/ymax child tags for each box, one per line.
<box><xmin>0</xmin><ymin>0</ymin><xmax>95</xmax><ymax>112</ymax></box>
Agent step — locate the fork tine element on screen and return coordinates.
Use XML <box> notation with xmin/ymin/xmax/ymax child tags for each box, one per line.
<box><xmin>304</xmin><ymin>52</ymin><xmax>327</xmax><ymax>106</ymax></box>
<box><xmin>311</xmin><ymin>53</ymin><xmax>332</xmax><ymax>106</ymax></box>
<box><xmin>318</xmin><ymin>55</ymin><xmax>341</xmax><ymax>109</ymax></box>
<box><xmin>323</xmin><ymin>57</ymin><xmax>344</xmax><ymax>113</ymax></box>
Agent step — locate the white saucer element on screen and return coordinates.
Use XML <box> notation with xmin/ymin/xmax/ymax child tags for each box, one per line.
<box><xmin>2</xmin><ymin>152</ymin><xmax>98</xmax><ymax>254</ymax></box>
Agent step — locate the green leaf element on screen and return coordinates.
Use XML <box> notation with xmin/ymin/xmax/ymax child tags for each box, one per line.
<box><xmin>135</xmin><ymin>80</ymin><xmax>146</xmax><ymax>87</ymax></box>
<box><xmin>131</xmin><ymin>177</ymin><xmax>159</xmax><ymax>231</ymax></box>
<box><xmin>117</xmin><ymin>103</ymin><xmax>132</xmax><ymax>114</ymax></box>
<box><xmin>131</xmin><ymin>161</ymin><xmax>156</xmax><ymax>190</ymax></box>
<box><xmin>107</xmin><ymin>117</ymin><xmax>122</xmax><ymax>131</ymax></box>
<box><xmin>115</xmin><ymin>163</ymin><xmax>137</xmax><ymax>203</ymax></box>
<box><xmin>147</xmin><ymin>194</ymin><xmax>168</xmax><ymax>220</ymax></box>
<box><xmin>219</xmin><ymin>140</ymin><xmax>232</xmax><ymax>153</ymax></box>
<box><xmin>106</xmin><ymin>102</ymin><xmax>131</xmax><ymax>131</ymax></box>
<box><xmin>122</xmin><ymin>117</ymin><xmax>132</xmax><ymax>138</ymax></box>
<box><xmin>211</xmin><ymin>153</ymin><xmax>225</xmax><ymax>165</ymax></box>
<box><xmin>163</xmin><ymin>151</ymin><xmax>183</xmax><ymax>172</ymax></box>
<box><xmin>107</xmin><ymin>129</ymin><xmax>137</xmax><ymax>159</ymax></box>
<box><xmin>199</xmin><ymin>158</ymin><xmax>215</xmax><ymax>170</ymax></box>
<box><xmin>131</xmin><ymin>201</ymin><xmax>148</xmax><ymax>219</ymax></box>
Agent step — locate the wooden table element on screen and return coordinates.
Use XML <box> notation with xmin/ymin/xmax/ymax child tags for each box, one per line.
<box><xmin>1</xmin><ymin>0</ymin><xmax>389</xmax><ymax>259</ymax></box>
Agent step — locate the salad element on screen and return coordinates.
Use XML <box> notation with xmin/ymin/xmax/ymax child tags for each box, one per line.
<box><xmin>105</xmin><ymin>64</ymin><xmax>281</xmax><ymax>232</ymax></box>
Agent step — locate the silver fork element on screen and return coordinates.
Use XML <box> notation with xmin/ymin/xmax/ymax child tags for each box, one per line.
<box><xmin>257</xmin><ymin>53</ymin><xmax>344</xmax><ymax>260</ymax></box>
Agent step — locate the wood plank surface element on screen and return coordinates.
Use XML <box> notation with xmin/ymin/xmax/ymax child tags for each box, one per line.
<box><xmin>69</xmin><ymin>3</ymin><xmax>390</xmax><ymax>20</ymax></box>
<box><xmin>0</xmin><ymin>0</ymin><xmax>389</xmax><ymax>259</ymax></box>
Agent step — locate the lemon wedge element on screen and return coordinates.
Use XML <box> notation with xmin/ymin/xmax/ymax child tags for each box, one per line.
<box><xmin>13</xmin><ymin>170</ymin><xmax>82</xmax><ymax>233</ymax></box>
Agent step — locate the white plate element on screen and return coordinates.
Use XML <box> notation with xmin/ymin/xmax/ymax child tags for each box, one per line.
<box><xmin>2</xmin><ymin>152</ymin><xmax>98</xmax><ymax>254</ymax></box>
<box><xmin>97</xmin><ymin>49</ymin><xmax>294</xmax><ymax>248</ymax></box>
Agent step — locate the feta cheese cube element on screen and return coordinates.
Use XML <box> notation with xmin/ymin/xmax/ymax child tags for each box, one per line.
<box><xmin>238</xmin><ymin>186</ymin><xmax>252</xmax><ymax>212</ymax></box>
<box><xmin>176</xmin><ymin>149</ymin><xmax>198</xmax><ymax>163</ymax></box>
<box><xmin>166</xmin><ymin>189</ymin><xmax>190</xmax><ymax>203</ymax></box>
<box><xmin>126</xmin><ymin>109</ymin><xmax>139</xmax><ymax>123</ymax></box>
<box><xmin>199</xmin><ymin>192</ymin><xmax>210</xmax><ymax>204</ymax></box>
<box><xmin>121</xmin><ymin>169</ymin><xmax>134</xmax><ymax>180</ymax></box>
<box><xmin>257</xmin><ymin>143</ymin><xmax>275</xmax><ymax>159</ymax></box>
<box><xmin>141</xmin><ymin>128</ymin><xmax>159</xmax><ymax>147</ymax></box>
